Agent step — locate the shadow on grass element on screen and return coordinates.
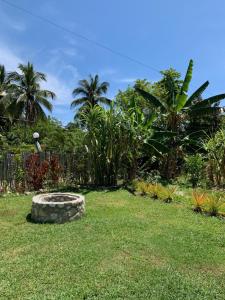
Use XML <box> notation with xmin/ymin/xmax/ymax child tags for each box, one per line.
<box><xmin>26</xmin><ymin>213</ymin><xmax>36</xmax><ymax>224</ymax></box>
<box><xmin>26</xmin><ymin>213</ymin><xmax>66</xmax><ymax>224</ymax></box>
<box><xmin>51</xmin><ymin>185</ymin><xmax>126</xmax><ymax>195</ymax></box>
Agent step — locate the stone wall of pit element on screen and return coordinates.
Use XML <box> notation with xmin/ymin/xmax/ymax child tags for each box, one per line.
<box><xmin>31</xmin><ymin>193</ymin><xmax>85</xmax><ymax>223</ymax></box>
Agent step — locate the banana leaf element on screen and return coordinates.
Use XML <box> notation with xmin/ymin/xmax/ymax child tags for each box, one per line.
<box><xmin>135</xmin><ymin>87</ymin><xmax>166</xmax><ymax>110</ymax></box>
<box><xmin>185</xmin><ymin>81</ymin><xmax>209</xmax><ymax>107</ymax></box>
<box><xmin>191</xmin><ymin>94</ymin><xmax>225</xmax><ymax>109</ymax></box>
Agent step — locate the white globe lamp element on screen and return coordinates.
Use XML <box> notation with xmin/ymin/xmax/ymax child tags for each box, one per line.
<box><xmin>33</xmin><ymin>132</ymin><xmax>40</xmax><ymax>139</ymax></box>
<box><xmin>33</xmin><ymin>132</ymin><xmax>42</xmax><ymax>152</ymax></box>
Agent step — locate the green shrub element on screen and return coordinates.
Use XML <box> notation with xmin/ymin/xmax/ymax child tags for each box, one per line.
<box><xmin>205</xmin><ymin>194</ymin><xmax>224</xmax><ymax>216</ymax></box>
<box><xmin>134</xmin><ymin>181</ymin><xmax>175</xmax><ymax>203</ymax></box>
<box><xmin>145</xmin><ymin>183</ymin><xmax>162</xmax><ymax>199</ymax></box>
<box><xmin>134</xmin><ymin>180</ymin><xmax>148</xmax><ymax>195</ymax></box>
<box><xmin>144</xmin><ymin>170</ymin><xmax>162</xmax><ymax>184</ymax></box>
<box><xmin>14</xmin><ymin>154</ymin><xmax>25</xmax><ymax>193</ymax></box>
<box><xmin>185</xmin><ymin>154</ymin><xmax>204</xmax><ymax>188</ymax></box>
<box><xmin>159</xmin><ymin>186</ymin><xmax>176</xmax><ymax>203</ymax></box>
<box><xmin>204</xmin><ymin>130</ymin><xmax>225</xmax><ymax>187</ymax></box>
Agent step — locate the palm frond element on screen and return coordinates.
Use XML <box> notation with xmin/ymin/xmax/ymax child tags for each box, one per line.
<box><xmin>97</xmin><ymin>97</ymin><xmax>111</xmax><ymax>106</ymax></box>
<box><xmin>71</xmin><ymin>97</ymin><xmax>89</xmax><ymax>108</ymax></box>
<box><xmin>71</xmin><ymin>74</ymin><xmax>110</xmax><ymax>116</ymax></box>
<box><xmin>96</xmin><ymin>82</ymin><xmax>109</xmax><ymax>94</ymax></box>
<box><xmin>37</xmin><ymin>97</ymin><xmax>53</xmax><ymax>112</ymax></box>
<box><xmin>72</xmin><ymin>87</ymin><xmax>89</xmax><ymax>97</ymax></box>
<box><xmin>38</xmin><ymin>90</ymin><xmax>56</xmax><ymax>99</ymax></box>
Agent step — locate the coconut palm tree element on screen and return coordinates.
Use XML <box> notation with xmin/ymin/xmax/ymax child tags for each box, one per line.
<box><xmin>0</xmin><ymin>65</ymin><xmax>13</xmax><ymax>130</ymax></box>
<box><xmin>0</xmin><ymin>65</ymin><xmax>10</xmax><ymax>109</ymax></box>
<box><xmin>71</xmin><ymin>74</ymin><xmax>111</xmax><ymax>117</ymax></box>
<box><xmin>0</xmin><ymin>65</ymin><xmax>8</xmax><ymax>96</ymax></box>
<box><xmin>8</xmin><ymin>62</ymin><xmax>55</xmax><ymax>124</ymax></box>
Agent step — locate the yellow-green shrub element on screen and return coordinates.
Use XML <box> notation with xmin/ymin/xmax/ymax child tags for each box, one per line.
<box><xmin>205</xmin><ymin>194</ymin><xmax>224</xmax><ymax>216</ymax></box>
<box><xmin>134</xmin><ymin>181</ymin><xmax>175</xmax><ymax>203</ymax></box>
<box><xmin>134</xmin><ymin>180</ymin><xmax>148</xmax><ymax>195</ymax></box>
<box><xmin>159</xmin><ymin>186</ymin><xmax>176</xmax><ymax>203</ymax></box>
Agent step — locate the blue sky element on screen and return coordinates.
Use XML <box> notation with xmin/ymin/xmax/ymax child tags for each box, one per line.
<box><xmin>0</xmin><ymin>0</ymin><xmax>225</xmax><ymax>124</ymax></box>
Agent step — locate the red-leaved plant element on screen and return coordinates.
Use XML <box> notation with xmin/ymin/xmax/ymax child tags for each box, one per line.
<box><xmin>25</xmin><ymin>154</ymin><xmax>49</xmax><ymax>190</ymax></box>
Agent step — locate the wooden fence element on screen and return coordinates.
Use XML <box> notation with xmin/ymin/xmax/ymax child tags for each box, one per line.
<box><xmin>0</xmin><ymin>152</ymin><xmax>89</xmax><ymax>191</ymax></box>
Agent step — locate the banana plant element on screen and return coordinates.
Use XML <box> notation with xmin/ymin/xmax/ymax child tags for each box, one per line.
<box><xmin>120</xmin><ymin>97</ymin><xmax>176</xmax><ymax>180</ymax></box>
<box><xmin>136</xmin><ymin>59</ymin><xmax>225</xmax><ymax>131</ymax></box>
<box><xmin>135</xmin><ymin>59</ymin><xmax>225</xmax><ymax>178</ymax></box>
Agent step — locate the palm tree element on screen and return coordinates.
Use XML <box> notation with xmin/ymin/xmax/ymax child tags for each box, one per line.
<box><xmin>0</xmin><ymin>65</ymin><xmax>12</xmax><ymax>130</ymax></box>
<box><xmin>71</xmin><ymin>74</ymin><xmax>111</xmax><ymax>117</ymax></box>
<box><xmin>0</xmin><ymin>65</ymin><xmax>8</xmax><ymax>96</ymax></box>
<box><xmin>8</xmin><ymin>62</ymin><xmax>55</xmax><ymax>123</ymax></box>
<box><xmin>136</xmin><ymin>59</ymin><xmax>225</xmax><ymax>178</ymax></box>
<box><xmin>0</xmin><ymin>65</ymin><xmax>10</xmax><ymax>109</ymax></box>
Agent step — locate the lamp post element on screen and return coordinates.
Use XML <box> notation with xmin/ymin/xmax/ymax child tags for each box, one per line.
<box><xmin>33</xmin><ymin>132</ymin><xmax>42</xmax><ymax>153</ymax></box>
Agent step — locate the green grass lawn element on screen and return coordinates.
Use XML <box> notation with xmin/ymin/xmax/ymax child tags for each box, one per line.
<box><xmin>1</xmin><ymin>189</ymin><xmax>225</xmax><ymax>299</ymax></box>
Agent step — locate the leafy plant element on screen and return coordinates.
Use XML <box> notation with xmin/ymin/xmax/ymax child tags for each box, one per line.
<box><xmin>205</xmin><ymin>194</ymin><xmax>224</xmax><ymax>216</ymax></box>
<box><xmin>25</xmin><ymin>154</ymin><xmax>49</xmax><ymax>190</ymax></box>
<box><xmin>8</xmin><ymin>62</ymin><xmax>55</xmax><ymax>123</ymax></box>
<box><xmin>136</xmin><ymin>59</ymin><xmax>225</xmax><ymax>179</ymax></box>
<box><xmin>192</xmin><ymin>190</ymin><xmax>206</xmax><ymax>213</ymax></box>
<box><xmin>134</xmin><ymin>180</ymin><xmax>148</xmax><ymax>196</ymax></box>
<box><xmin>146</xmin><ymin>183</ymin><xmax>162</xmax><ymax>199</ymax></box>
<box><xmin>71</xmin><ymin>74</ymin><xmax>111</xmax><ymax>119</ymax></box>
<box><xmin>204</xmin><ymin>130</ymin><xmax>225</xmax><ymax>187</ymax></box>
<box><xmin>159</xmin><ymin>186</ymin><xmax>176</xmax><ymax>203</ymax></box>
<box><xmin>144</xmin><ymin>170</ymin><xmax>162</xmax><ymax>184</ymax></box>
<box><xmin>49</xmin><ymin>155</ymin><xmax>63</xmax><ymax>185</ymax></box>
<box><xmin>185</xmin><ymin>154</ymin><xmax>204</xmax><ymax>187</ymax></box>
<box><xmin>14</xmin><ymin>154</ymin><xmax>25</xmax><ymax>193</ymax></box>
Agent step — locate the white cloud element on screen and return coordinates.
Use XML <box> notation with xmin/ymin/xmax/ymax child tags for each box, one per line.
<box><xmin>0</xmin><ymin>45</ymin><xmax>23</xmax><ymax>70</ymax></box>
<box><xmin>41</xmin><ymin>73</ymin><xmax>73</xmax><ymax>107</ymax></box>
<box><xmin>115</xmin><ymin>78</ymin><xmax>136</xmax><ymax>83</ymax></box>
<box><xmin>0</xmin><ymin>44</ymin><xmax>75</xmax><ymax>108</ymax></box>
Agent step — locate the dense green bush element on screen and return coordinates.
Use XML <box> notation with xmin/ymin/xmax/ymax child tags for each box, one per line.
<box><xmin>185</xmin><ymin>154</ymin><xmax>204</xmax><ymax>187</ymax></box>
<box><xmin>204</xmin><ymin>129</ymin><xmax>225</xmax><ymax>187</ymax></box>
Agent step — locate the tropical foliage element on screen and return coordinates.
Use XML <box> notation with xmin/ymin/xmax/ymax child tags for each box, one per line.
<box><xmin>71</xmin><ymin>74</ymin><xmax>111</xmax><ymax>118</ymax></box>
<box><xmin>185</xmin><ymin>154</ymin><xmax>204</xmax><ymax>187</ymax></box>
<box><xmin>204</xmin><ymin>129</ymin><xmax>225</xmax><ymax>187</ymax></box>
<box><xmin>0</xmin><ymin>59</ymin><xmax>225</xmax><ymax>190</ymax></box>
<box><xmin>7</xmin><ymin>62</ymin><xmax>55</xmax><ymax>123</ymax></box>
<box><xmin>0</xmin><ymin>64</ymin><xmax>12</xmax><ymax>130</ymax></box>
<box><xmin>135</xmin><ymin>60</ymin><xmax>225</xmax><ymax>178</ymax></box>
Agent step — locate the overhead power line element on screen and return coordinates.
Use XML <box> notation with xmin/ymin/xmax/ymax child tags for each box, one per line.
<box><xmin>0</xmin><ymin>0</ymin><xmax>160</xmax><ymax>73</ymax></box>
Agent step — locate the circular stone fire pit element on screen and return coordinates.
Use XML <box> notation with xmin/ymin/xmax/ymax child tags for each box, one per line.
<box><xmin>31</xmin><ymin>193</ymin><xmax>85</xmax><ymax>223</ymax></box>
